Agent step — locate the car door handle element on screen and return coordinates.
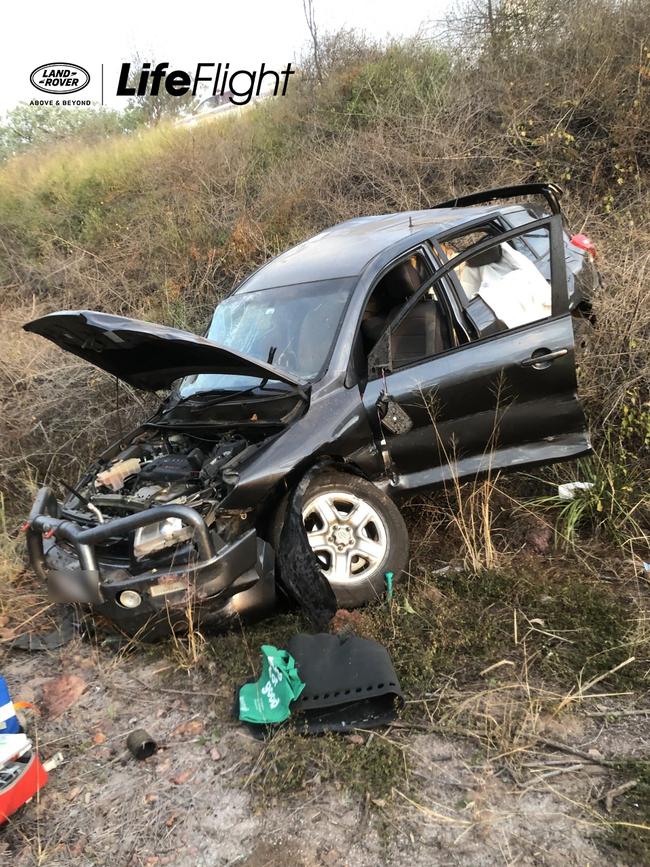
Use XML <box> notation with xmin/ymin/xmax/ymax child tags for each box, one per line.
<box><xmin>521</xmin><ymin>348</ymin><xmax>568</xmax><ymax>368</ymax></box>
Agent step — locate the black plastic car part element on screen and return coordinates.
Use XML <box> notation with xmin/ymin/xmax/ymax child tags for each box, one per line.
<box><xmin>201</xmin><ymin>437</ymin><xmax>248</xmax><ymax>481</ymax></box>
<box><xmin>276</xmin><ymin>464</ymin><xmax>338</xmax><ymax>630</ymax></box>
<box><xmin>433</xmin><ymin>182</ymin><xmax>563</xmax><ymax>215</ymax></box>
<box><xmin>287</xmin><ymin>632</ymin><xmax>404</xmax><ymax>733</ymax></box>
<box><xmin>126</xmin><ymin>729</ymin><xmax>157</xmax><ymax>760</ymax></box>
<box><xmin>139</xmin><ymin>453</ymin><xmax>202</xmax><ymax>483</ymax></box>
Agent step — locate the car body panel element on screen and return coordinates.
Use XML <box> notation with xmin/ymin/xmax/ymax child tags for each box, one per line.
<box><xmin>237</xmin><ymin>206</ymin><xmax>506</xmax><ymax>292</ymax></box>
<box><xmin>361</xmin><ymin>313</ymin><xmax>587</xmax><ymax>493</ymax></box>
<box><xmin>23</xmin><ymin>310</ymin><xmax>304</xmax><ymax>390</ymax></box>
<box><xmin>353</xmin><ymin>210</ymin><xmax>590</xmax><ymax>489</ymax></box>
<box><xmin>219</xmin><ymin>383</ymin><xmax>381</xmax><ymax>509</ymax></box>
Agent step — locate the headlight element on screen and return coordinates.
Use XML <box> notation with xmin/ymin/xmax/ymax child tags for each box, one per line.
<box><xmin>133</xmin><ymin>517</ymin><xmax>192</xmax><ymax>560</ymax></box>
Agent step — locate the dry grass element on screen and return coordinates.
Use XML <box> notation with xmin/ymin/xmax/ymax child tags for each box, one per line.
<box><xmin>0</xmin><ymin>5</ymin><xmax>649</xmax><ymax>859</ymax></box>
<box><xmin>167</xmin><ymin>594</ymin><xmax>208</xmax><ymax>672</ymax></box>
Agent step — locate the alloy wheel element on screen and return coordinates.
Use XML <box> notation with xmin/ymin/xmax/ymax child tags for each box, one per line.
<box><xmin>302</xmin><ymin>490</ymin><xmax>388</xmax><ymax>587</ymax></box>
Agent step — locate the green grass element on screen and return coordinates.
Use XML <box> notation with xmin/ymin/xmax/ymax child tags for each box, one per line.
<box><xmin>528</xmin><ymin>390</ymin><xmax>650</xmax><ymax>554</ymax></box>
<box><xmin>363</xmin><ymin>562</ymin><xmax>642</xmax><ymax>696</ymax></box>
<box><xmin>606</xmin><ymin>758</ymin><xmax>650</xmax><ymax>864</ymax></box>
<box><xmin>245</xmin><ymin>728</ymin><xmax>407</xmax><ymax>805</ymax></box>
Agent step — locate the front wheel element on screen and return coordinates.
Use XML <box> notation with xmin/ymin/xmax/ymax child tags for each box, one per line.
<box><xmin>297</xmin><ymin>471</ymin><xmax>409</xmax><ymax>609</ymax></box>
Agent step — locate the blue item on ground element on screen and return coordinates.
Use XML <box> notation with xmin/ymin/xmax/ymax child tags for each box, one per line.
<box><xmin>0</xmin><ymin>677</ymin><xmax>20</xmax><ymax>734</ymax></box>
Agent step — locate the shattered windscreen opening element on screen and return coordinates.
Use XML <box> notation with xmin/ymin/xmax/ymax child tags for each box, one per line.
<box><xmin>178</xmin><ymin>277</ymin><xmax>355</xmax><ymax>397</ymax></box>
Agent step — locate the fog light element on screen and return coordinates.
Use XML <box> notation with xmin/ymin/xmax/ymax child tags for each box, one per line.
<box><xmin>118</xmin><ymin>590</ymin><xmax>142</xmax><ymax>609</ymax></box>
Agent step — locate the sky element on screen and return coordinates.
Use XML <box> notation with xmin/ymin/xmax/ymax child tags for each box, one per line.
<box><xmin>1</xmin><ymin>0</ymin><xmax>454</xmax><ymax>116</ymax></box>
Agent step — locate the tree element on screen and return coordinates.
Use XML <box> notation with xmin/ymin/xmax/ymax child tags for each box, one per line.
<box><xmin>303</xmin><ymin>0</ymin><xmax>323</xmax><ymax>84</ymax></box>
<box><xmin>120</xmin><ymin>54</ymin><xmax>198</xmax><ymax>125</ymax></box>
<box><xmin>442</xmin><ymin>0</ymin><xmax>566</xmax><ymax>55</ymax></box>
<box><xmin>0</xmin><ymin>103</ymin><xmax>140</xmax><ymax>161</ymax></box>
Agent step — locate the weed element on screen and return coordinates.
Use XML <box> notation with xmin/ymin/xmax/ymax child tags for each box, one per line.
<box><xmin>167</xmin><ymin>594</ymin><xmax>207</xmax><ymax>673</ymax></box>
<box><xmin>605</xmin><ymin>758</ymin><xmax>650</xmax><ymax>864</ymax></box>
<box><xmin>201</xmin><ymin>610</ymin><xmax>309</xmax><ymax>687</ymax></box>
<box><xmin>246</xmin><ymin>728</ymin><xmax>408</xmax><ymax>804</ymax></box>
<box><xmin>353</xmin><ymin>558</ymin><xmax>646</xmax><ymax>765</ymax></box>
<box><xmin>530</xmin><ymin>389</ymin><xmax>649</xmax><ymax>554</ymax></box>
<box><xmin>420</xmin><ymin>386</ymin><xmax>504</xmax><ymax>574</ymax></box>
<box><xmin>0</xmin><ymin>494</ymin><xmax>23</xmax><ymax>585</ymax></box>
<box><xmin>187</xmin><ymin>556</ymin><xmax>649</xmax><ymax>806</ymax></box>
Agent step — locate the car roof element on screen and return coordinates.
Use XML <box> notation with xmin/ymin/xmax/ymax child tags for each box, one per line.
<box><xmin>237</xmin><ymin>205</ymin><xmax>517</xmax><ymax>293</ymax></box>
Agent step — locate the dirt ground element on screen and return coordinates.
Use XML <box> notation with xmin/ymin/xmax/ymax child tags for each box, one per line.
<box><xmin>2</xmin><ymin>629</ymin><xmax>648</xmax><ymax>867</ymax></box>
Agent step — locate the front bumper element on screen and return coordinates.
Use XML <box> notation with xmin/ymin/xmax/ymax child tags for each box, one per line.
<box><xmin>25</xmin><ymin>487</ymin><xmax>275</xmax><ymax>630</ymax></box>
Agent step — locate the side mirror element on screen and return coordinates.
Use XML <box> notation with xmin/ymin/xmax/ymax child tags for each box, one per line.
<box><xmin>368</xmin><ymin>327</ymin><xmax>393</xmax><ymax>378</ymax></box>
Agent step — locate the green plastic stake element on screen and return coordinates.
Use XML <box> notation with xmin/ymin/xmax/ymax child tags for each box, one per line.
<box><xmin>385</xmin><ymin>571</ymin><xmax>394</xmax><ymax>601</ymax></box>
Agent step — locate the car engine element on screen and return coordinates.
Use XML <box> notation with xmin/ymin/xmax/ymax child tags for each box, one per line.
<box><xmin>59</xmin><ymin>430</ymin><xmax>251</xmax><ymax>567</ymax></box>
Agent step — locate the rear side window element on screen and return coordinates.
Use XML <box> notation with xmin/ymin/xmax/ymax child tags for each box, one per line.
<box><xmin>503</xmin><ymin>208</ymin><xmax>550</xmax><ymax>262</ymax></box>
<box><xmin>438</xmin><ymin>228</ymin><xmax>495</xmax><ymax>257</ymax></box>
<box><xmin>441</xmin><ymin>224</ymin><xmax>553</xmax><ymax>334</ymax></box>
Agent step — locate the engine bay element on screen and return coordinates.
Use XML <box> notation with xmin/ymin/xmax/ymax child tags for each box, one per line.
<box><xmin>59</xmin><ymin>429</ymin><xmax>259</xmax><ymax>568</ymax></box>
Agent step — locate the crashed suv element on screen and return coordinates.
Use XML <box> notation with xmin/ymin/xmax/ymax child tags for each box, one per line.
<box><xmin>23</xmin><ymin>183</ymin><xmax>597</xmax><ymax>636</ymax></box>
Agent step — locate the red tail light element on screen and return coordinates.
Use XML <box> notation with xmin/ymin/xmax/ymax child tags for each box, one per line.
<box><xmin>570</xmin><ymin>233</ymin><xmax>597</xmax><ymax>258</ymax></box>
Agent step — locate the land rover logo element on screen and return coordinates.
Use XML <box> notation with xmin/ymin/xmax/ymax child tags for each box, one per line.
<box><xmin>30</xmin><ymin>63</ymin><xmax>90</xmax><ymax>95</ymax></box>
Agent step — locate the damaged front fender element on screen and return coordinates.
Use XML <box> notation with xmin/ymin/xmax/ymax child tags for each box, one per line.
<box><xmin>219</xmin><ymin>384</ymin><xmax>383</xmax><ymax>511</ymax></box>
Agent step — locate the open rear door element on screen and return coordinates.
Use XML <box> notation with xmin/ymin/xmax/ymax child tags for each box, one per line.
<box><xmin>433</xmin><ymin>183</ymin><xmax>564</xmax><ymax>215</ymax></box>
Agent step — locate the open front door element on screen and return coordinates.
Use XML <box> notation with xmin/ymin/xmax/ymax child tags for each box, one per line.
<box><xmin>363</xmin><ymin>214</ymin><xmax>590</xmax><ymax>494</ymax></box>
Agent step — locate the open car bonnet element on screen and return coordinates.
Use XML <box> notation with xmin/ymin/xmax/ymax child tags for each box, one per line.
<box><xmin>23</xmin><ymin>310</ymin><xmax>305</xmax><ymax>391</ymax></box>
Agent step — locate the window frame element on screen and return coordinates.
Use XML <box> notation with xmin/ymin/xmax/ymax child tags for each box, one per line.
<box><xmin>367</xmin><ymin>213</ymin><xmax>569</xmax><ymax>377</ymax></box>
<box><xmin>422</xmin><ymin>213</ymin><xmax>565</xmax><ymax>322</ymax></box>
<box><xmin>497</xmin><ymin>206</ymin><xmax>552</xmax><ymax>263</ymax></box>
<box><xmin>365</xmin><ymin>246</ymin><xmax>434</xmax><ymax>296</ymax></box>
<box><xmin>348</xmin><ymin>244</ymin><xmax>434</xmax><ymax>379</ymax></box>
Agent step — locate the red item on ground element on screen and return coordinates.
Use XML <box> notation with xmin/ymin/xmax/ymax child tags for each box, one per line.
<box><xmin>0</xmin><ymin>753</ymin><xmax>49</xmax><ymax>823</ymax></box>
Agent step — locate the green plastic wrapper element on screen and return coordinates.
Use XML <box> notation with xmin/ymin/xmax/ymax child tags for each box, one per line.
<box><xmin>238</xmin><ymin>644</ymin><xmax>305</xmax><ymax>725</ymax></box>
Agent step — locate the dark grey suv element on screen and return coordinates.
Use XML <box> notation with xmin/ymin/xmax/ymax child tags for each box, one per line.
<box><xmin>23</xmin><ymin>183</ymin><xmax>598</xmax><ymax>635</ymax></box>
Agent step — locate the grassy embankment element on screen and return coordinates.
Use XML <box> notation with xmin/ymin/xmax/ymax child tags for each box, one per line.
<box><xmin>0</xmin><ymin>0</ymin><xmax>648</xmax><ymax>856</ymax></box>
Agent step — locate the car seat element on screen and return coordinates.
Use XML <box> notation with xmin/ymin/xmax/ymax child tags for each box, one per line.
<box><xmin>457</xmin><ymin>242</ymin><xmax>552</xmax><ymax>328</ymax></box>
<box><xmin>361</xmin><ymin>260</ymin><xmax>424</xmax><ymax>349</ymax></box>
<box><xmin>390</xmin><ymin>298</ymin><xmax>448</xmax><ymax>367</ymax></box>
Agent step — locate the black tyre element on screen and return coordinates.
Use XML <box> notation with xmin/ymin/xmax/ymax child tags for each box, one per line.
<box><xmin>275</xmin><ymin>470</ymin><xmax>409</xmax><ymax>609</ymax></box>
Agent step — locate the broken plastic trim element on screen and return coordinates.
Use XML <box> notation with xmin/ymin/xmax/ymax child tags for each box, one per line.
<box><xmin>276</xmin><ymin>463</ymin><xmax>338</xmax><ymax>630</ymax></box>
<box><xmin>10</xmin><ymin>604</ymin><xmax>79</xmax><ymax>651</ymax></box>
<box><xmin>287</xmin><ymin>632</ymin><xmax>404</xmax><ymax>733</ymax></box>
